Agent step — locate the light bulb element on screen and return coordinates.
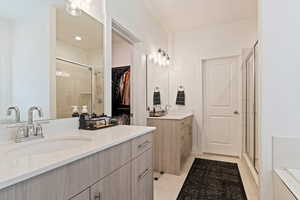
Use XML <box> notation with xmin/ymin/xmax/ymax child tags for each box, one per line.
<box><xmin>75</xmin><ymin>36</ymin><xmax>82</xmax><ymax>41</ymax></box>
<box><xmin>162</xmin><ymin>57</ymin><xmax>166</xmax><ymax>66</ymax></box>
<box><xmin>153</xmin><ymin>54</ymin><xmax>158</xmax><ymax>64</ymax></box>
<box><xmin>149</xmin><ymin>54</ymin><xmax>153</xmax><ymax>61</ymax></box>
<box><xmin>158</xmin><ymin>52</ymin><xmax>161</xmax><ymax>64</ymax></box>
<box><xmin>166</xmin><ymin>59</ymin><xmax>170</xmax><ymax>66</ymax></box>
<box><xmin>66</xmin><ymin>0</ymin><xmax>82</xmax><ymax>16</ymax></box>
<box><xmin>70</xmin><ymin>2</ymin><xmax>77</xmax><ymax>9</ymax></box>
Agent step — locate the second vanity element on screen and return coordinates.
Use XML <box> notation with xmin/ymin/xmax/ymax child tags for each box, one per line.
<box><xmin>0</xmin><ymin>125</ymin><xmax>155</xmax><ymax>200</ymax></box>
<box><xmin>147</xmin><ymin>112</ymin><xmax>193</xmax><ymax>175</ymax></box>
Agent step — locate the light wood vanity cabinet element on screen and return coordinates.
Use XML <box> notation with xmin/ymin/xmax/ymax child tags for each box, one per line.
<box><xmin>90</xmin><ymin>162</ymin><xmax>131</xmax><ymax>200</ymax></box>
<box><xmin>147</xmin><ymin>115</ymin><xmax>193</xmax><ymax>175</ymax></box>
<box><xmin>0</xmin><ymin>132</ymin><xmax>154</xmax><ymax>200</ymax></box>
<box><xmin>132</xmin><ymin>149</ymin><xmax>153</xmax><ymax>200</ymax></box>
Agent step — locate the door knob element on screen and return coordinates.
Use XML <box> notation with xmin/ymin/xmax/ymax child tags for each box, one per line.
<box><xmin>234</xmin><ymin>111</ymin><xmax>240</xmax><ymax>115</ymax></box>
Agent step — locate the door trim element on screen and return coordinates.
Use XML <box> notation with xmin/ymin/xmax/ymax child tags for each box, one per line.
<box><xmin>109</xmin><ymin>17</ymin><xmax>146</xmax><ymax>125</ymax></box>
<box><xmin>201</xmin><ymin>54</ymin><xmax>243</xmax><ymax>157</ymax></box>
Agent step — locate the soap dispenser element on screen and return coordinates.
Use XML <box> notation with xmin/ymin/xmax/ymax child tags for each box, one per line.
<box><xmin>79</xmin><ymin>105</ymin><xmax>90</xmax><ymax>129</ymax></box>
<box><xmin>71</xmin><ymin>106</ymin><xmax>79</xmax><ymax>118</ymax></box>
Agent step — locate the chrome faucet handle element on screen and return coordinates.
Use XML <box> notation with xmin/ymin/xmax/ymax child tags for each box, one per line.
<box><xmin>27</xmin><ymin>124</ymin><xmax>36</xmax><ymax>136</ymax></box>
<box><xmin>15</xmin><ymin>126</ymin><xmax>28</xmax><ymax>143</ymax></box>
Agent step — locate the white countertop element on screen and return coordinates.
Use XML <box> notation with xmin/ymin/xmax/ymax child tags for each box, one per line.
<box><xmin>0</xmin><ymin>125</ymin><xmax>155</xmax><ymax>190</ymax></box>
<box><xmin>147</xmin><ymin>112</ymin><xmax>193</xmax><ymax>120</ymax></box>
<box><xmin>275</xmin><ymin>169</ymin><xmax>300</xmax><ymax>199</ymax></box>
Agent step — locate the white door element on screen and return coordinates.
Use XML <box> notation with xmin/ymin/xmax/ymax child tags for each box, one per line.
<box><xmin>203</xmin><ymin>56</ymin><xmax>241</xmax><ymax>156</ymax></box>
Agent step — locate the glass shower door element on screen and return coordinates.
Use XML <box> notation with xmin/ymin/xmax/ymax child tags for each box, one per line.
<box><xmin>56</xmin><ymin>59</ymin><xmax>92</xmax><ymax>119</ymax></box>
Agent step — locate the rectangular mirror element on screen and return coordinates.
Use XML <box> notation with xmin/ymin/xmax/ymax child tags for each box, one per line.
<box><xmin>146</xmin><ymin>57</ymin><xmax>169</xmax><ymax>110</ymax></box>
<box><xmin>0</xmin><ymin>0</ymin><xmax>104</xmax><ymax>124</ymax></box>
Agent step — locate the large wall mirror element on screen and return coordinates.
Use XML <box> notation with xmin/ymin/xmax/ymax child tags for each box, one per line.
<box><xmin>0</xmin><ymin>1</ymin><xmax>104</xmax><ymax>124</ymax></box>
<box><xmin>146</xmin><ymin>56</ymin><xmax>170</xmax><ymax>110</ymax></box>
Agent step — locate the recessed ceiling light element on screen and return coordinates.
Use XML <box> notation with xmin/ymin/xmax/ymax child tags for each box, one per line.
<box><xmin>75</xmin><ymin>36</ymin><xmax>82</xmax><ymax>41</ymax></box>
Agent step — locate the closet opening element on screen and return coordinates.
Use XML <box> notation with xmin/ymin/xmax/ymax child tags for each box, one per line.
<box><xmin>111</xmin><ymin>30</ymin><xmax>134</xmax><ymax>125</ymax></box>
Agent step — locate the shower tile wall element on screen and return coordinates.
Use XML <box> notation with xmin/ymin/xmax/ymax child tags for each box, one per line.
<box><xmin>55</xmin><ymin>40</ymin><xmax>104</xmax><ymax>118</ymax></box>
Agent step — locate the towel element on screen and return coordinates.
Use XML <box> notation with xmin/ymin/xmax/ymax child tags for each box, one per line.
<box><xmin>153</xmin><ymin>91</ymin><xmax>161</xmax><ymax>105</ymax></box>
<box><xmin>176</xmin><ymin>91</ymin><xmax>185</xmax><ymax>105</ymax></box>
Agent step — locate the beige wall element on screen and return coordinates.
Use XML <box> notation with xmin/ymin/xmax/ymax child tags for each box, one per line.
<box><xmin>170</xmin><ymin>19</ymin><xmax>258</xmax><ymax>154</ymax></box>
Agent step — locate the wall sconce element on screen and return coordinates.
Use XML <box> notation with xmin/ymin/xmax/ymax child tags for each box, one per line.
<box><xmin>149</xmin><ymin>48</ymin><xmax>171</xmax><ymax>67</ymax></box>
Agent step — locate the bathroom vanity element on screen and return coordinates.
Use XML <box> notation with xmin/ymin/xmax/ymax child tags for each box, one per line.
<box><xmin>0</xmin><ymin>125</ymin><xmax>155</xmax><ymax>200</ymax></box>
<box><xmin>147</xmin><ymin>113</ymin><xmax>193</xmax><ymax>175</ymax></box>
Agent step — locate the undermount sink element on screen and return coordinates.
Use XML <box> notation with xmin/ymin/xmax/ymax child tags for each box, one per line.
<box><xmin>4</xmin><ymin>137</ymin><xmax>92</xmax><ymax>158</ymax></box>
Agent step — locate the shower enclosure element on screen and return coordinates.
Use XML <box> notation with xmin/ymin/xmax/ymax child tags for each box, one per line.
<box><xmin>56</xmin><ymin>58</ymin><xmax>93</xmax><ymax>119</ymax></box>
<box><xmin>243</xmin><ymin>41</ymin><xmax>259</xmax><ymax>173</ymax></box>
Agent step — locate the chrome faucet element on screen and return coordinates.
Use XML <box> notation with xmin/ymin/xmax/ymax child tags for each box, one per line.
<box><xmin>28</xmin><ymin>106</ymin><xmax>43</xmax><ymax>125</ymax></box>
<box><xmin>8</xmin><ymin>106</ymin><xmax>47</xmax><ymax>143</ymax></box>
<box><xmin>7</xmin><ymin>106</ymin><xmax>21</xmax><ymax>123</ymax></box>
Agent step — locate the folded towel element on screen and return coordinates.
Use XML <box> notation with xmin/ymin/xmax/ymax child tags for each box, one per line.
<box><xmin>153</xmin><ymin>91</ymin><xmax>161</xmax><ymax>105</ymax></box>
<box><xmin>176</xmin><ymin>91</ymin><xmax>185</xmax><ymax>105</ymax></box>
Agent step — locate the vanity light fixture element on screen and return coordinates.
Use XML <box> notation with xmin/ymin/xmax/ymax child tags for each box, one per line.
<box><xmin>65</xmin><ymin>0</ymin><xmax>82</xmax><ymax>16</ymax></box>
<box><xmin>149</xmin><ymin>48</ymin><xmax>171</xmax><ymax>67</ymax></box>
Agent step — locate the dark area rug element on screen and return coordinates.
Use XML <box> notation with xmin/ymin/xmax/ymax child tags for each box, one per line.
<box><xmin>177</xmin><ymin>158</ymin><xmax>248</xmax><ymax>200</ymax></box>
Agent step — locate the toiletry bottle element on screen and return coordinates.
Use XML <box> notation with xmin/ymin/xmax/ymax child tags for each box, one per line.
<box><xmin>72</xmin><ymin>106</ymin><xmax>79</xmax><ymax>118</ymax></box>
<box><xmin>91</xmin><ymin>113</ymin><xmax>97</xmax><ymax>118</ymax></box>
<box><xmin>79</xmin><ymin>105</ymin><xmax>90</xmax><ymax>129</ymax></box>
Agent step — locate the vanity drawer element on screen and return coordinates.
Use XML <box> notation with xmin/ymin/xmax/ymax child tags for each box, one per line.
<box><xmin>132</xmin><ymin>133</ymin><xmax>153</xmax><ymax>159</ymax></box>
<box><xmin>64</xmin><ymin>140</ymin><xmax>131</xmax><ymax>198</ymax></box>
<box><xmin>132</xmin><ymin>149</ymin><xmax>153</xmax><ymax>200</ymax></box>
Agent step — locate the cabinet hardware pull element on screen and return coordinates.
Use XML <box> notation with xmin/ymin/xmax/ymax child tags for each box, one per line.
<box><xmin>138</xmin><ymin>140</ymin><xmax>151</xmax><ymax>149</ymax></box>
<box><xmin>95</xmin><ymin>192</ymin><xmax>101</xmax><ymax>200</ymax></box>
<box><xmin>138</xmin><ymin>168</ymin><xmax>151</xmax><ymax>181</ymax></box>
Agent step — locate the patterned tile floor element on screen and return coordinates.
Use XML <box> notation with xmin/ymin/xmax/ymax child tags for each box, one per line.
<box><xmin>154</xmin><ymin>154</ymin><xmax>259</xmax><ymax>200</ymax></box>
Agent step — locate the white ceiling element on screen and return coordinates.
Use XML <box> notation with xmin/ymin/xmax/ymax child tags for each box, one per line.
<box><xmin>144</xmin><ymin>0</ymin><xmax>257</xmax><ymax>31</ymax></box>
<box><xmin>56</xmin><ymin>8</ymin><xmax>103</xmax><ymax>50</ymax></box>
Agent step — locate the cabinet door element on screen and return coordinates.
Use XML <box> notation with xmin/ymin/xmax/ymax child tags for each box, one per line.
<box><xmin>132</xmin><ymin>149</ymin><xmax>153</xmax><ymax>200</ymax></box>
<box><xmin>90</xmin><ymin>163</ymin><xmax>131</xmax><ymax>200</ymax></box>
<box><xmin>70</xmin><ymin>189</ymin><xmax>90</xmax><ymax>200</ymax></box>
